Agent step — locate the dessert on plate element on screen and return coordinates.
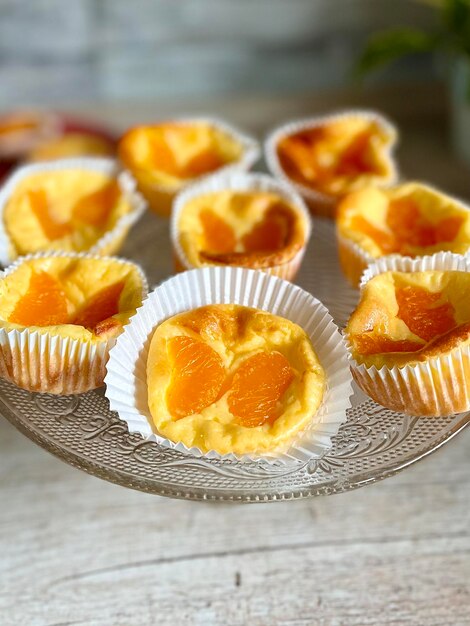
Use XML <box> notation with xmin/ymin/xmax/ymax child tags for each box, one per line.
<box><xmin>146</xmin><ymin>304</ymin><xmax>326</xmax><ymax>455</ymax></box>
<box><xmin>0</xmin><ymin>110</ymin><xmax>61</xmax><ymax>160</ymax></box>
<box><xmin>0</xmin><ymin>252</ymin><xmax>147</xmax><ymax>394</ymax></box>
<box><xmin>118</xmin><ymin>118</ymin><xmax>259</xmax><ymax>217</ymax></box>
<box><xmin>105</xmin><ymin>265</ymin><xmax>353</xmax><ymax>462</ymax></box>
<box><xmin>0</xmin><ymin>158</ymin><xmax>145</xmax><ymax>265</ymax></box>
<box><xmin>172</xmin><ymin>172</ymin><xmax>311</xmax><ymax>280</ymax></box>
<box><xmin>265</xmin><ymin>111</ymin><xmax>397</xmax><ymax>218</ymax></box>
<box><xmin>345</xmin><ymin>255</ymin><xmax>470</xmax><ymax>416</ymax></box>
<box><xmin>28</xmin><ymin>132</ymin><xmax>115</xmax><ymax>161</ymax></box>
<box><xmin>336</xmin><ymin>182</ymin><xmax>470</xmax><ymax>286</ymax></box>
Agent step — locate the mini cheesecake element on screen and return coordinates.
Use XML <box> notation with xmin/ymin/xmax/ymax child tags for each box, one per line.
<box><xmin>337</xmin><ymin>182</ymin><xmax>470</xmax><ymax>286</ymax></box>
<box><xmin>0</xmin><ymin>159</ymin><xmax>145</xmax><ymax>264</ymax></box>
<box><xmin>147</xmin><ymin>304</ymin><xmax>326</xmax><ymax>455</ymax></box>
<box><xmin>346</xmin><ymin>264</ymin><xmax>470</xmax><ymax>416</ymax></box>
<box><xmin>266</xmin><ymin>111</ymin><xmax>397</xmax><ymax>217</ymax></box>
<box><xmin>118</xmin><ymin>119</ymin><xmax>259</xmax><ymax>216</ymax></box>
<box><xmin>0</xmin><ymin>253</ymin><xmax>147</xmax><ymax>394</ymax></box>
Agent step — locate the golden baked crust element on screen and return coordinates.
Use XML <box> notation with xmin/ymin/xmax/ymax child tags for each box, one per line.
<box><xmin>147</xmin><ymin>304</ymin><xmax>325</xmax><ymax>455</ymax></box>
<box><xmin>3</xmin><ymin>168</ymin><xmax>134</xmax><ymax>259</ymax></box>
<box><xmin>276</xmin><ymin>116</ymin><xmax>395</xmax><ymax>198</ymax></box>
<box><xmin>176</xmin><ymin>190</ymin><xmax>308</xmax><ymax>273</ymax></box>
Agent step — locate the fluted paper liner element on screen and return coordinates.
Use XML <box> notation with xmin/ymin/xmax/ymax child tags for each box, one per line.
<box><xmin>348</xmin><ymin>252</ymin><xmax>470</xmax><ymax>416</ymax></box>
<box><xmin>105</xmin><ymin>266</ymin><xmax>352</xmax><ymax>464</ymax></box>
<box><xmin>120</xmin><ymin>116</ymin><xmax>260</xmax><ymax>218</ymax></box>
<box><xmin>0</xmin><ymin>157</ymin><xmax>147</xmax><ymax>266</ymax></box>
<box><xmin>171</xmin><ymin>171</ymin><xmax>312</xmax><ymax>281</ymax></box>
<box><xmin>0</xmin><ymin>251</ymin><xmax>148</xmax><ymax>395</ymax></box>
<box><xmin>264</xmin><ymin>109</ymin><xmax>399</xmax><ymax>218</ymax></box>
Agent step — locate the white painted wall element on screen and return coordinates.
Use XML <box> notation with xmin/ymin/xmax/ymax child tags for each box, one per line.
<box><xmin>0</xmin><ymin>0</ymin><xmax>436</xmax><ymax>106</ymax></box>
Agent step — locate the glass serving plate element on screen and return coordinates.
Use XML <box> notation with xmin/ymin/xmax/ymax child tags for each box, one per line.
<box><xmin>1</xmin><ymin>216</ymin><xmax>468</xmax><ymax>502</ymax></box>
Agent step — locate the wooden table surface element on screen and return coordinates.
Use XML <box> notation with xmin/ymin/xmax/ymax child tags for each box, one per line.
<box><xmin>1</xmin><ymin>90</ymin><xmax>470</xmax><ymax>625</ymax></box>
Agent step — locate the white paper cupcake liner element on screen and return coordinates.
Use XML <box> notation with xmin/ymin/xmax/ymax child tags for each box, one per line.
<box><xmin>0</xmin><ymin>157</ymin><xmax>147</xmax><ymax>266</ymax></box>
<box><xmin>105</xmin><ymin>266</ymin><xmax>352</xmax><ymax>464</ymax></box>
<box><xmin>347</xmin><ymin>252</ymin><xmax>470</xmax><ymax>416</ymax></box>
<box><xmin>0</xmin><ymin>250</ymin><xmax>148</xmax><ymax>395</ymax></box>
<box><xmin>264</xmin><ymin>109</ymin><xmax>399</xmax><ymax>217</ymax></box>
<box><xmin>171</xmin><ymin>171</ymin><xmax>312</xmax><ymax>281</ymax></box>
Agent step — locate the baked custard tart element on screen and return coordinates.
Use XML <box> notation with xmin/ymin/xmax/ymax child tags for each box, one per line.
<box><xmin>346</xmin><ymin>254</ymin><xmax>470</xmax><ymax>416</ymax></box>
<box><xmin>0</xmin><ymin>252</ymin><xmax>147</xmax><ymax>394</ymax></box>
<box><xmin>265</xmin><ymin>111</ymin><xmax>397</xmax><ymax>218</ymax></box>
<box><xmin>118</xmin><ymin>118</ymin><xmax>259</xmax><ymax>217</ymax></box>
<box><xmin>172</xmin><ymin>172</ymin><xmax>311</xmax><ymax>280</ymax></box>
<box><xmin>28</xmin><ymin>132</ymin><xmax>115</xmax><ymax>161</ymax></box>
<box><xmin>0</xmin><ymin>110</ymin><xmax>60</xmax><ymax>160</ymax></box>
<box><xmin>147</xmin><ymin>304</ymin><xmax>326</xmax><ymax>456</ymax></box>
<box><xmin>0</xmin><ymin>158</ymin><xmax>145</xmax><ymax>265</ymax></box>
<box><xmin>336</xmin><ymin>182</ymin><xmax>470</xmax><ymax>286</ymax></box>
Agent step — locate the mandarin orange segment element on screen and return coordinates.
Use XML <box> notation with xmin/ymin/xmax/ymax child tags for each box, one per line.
<box><xmin>386</xmin><ymin>198</ymin><xmax>429</xmax><ymax>248</ymax></box>
<box><xmin>9</xmin><ymin>270</ymin><xmax>69</xmax><ymax>327</ymax></box>
<box><xmin>73</xmin><ymin>281</ymin><xmax>125</xmax><ymax>330</ymax></box>
<box><xmin>395</xmin><ymin>285</ymin><xmax>456</xmax><ymax>342</ymax></box>
<box><xmin>200</xmin><ymin>209</ymin><xmax>236</xmax><ymax>254</ymax></box>
<box><xmin>434</xmin><ymin>215</ymin><xmax>464</xmax><ymax>243</ymax></box>
<box><xmin>148</xmin><ymin>134</ymin><xmax>180</xmax><ymax>176</ymax></box>
<box><xmin>353</xmin><ymin>197</ymin><xmax>465</xmax><ymax>254</ymax></box>
<box><xmin>166</xmin><ymin>336</ymin><xmax>226</xmax><ymax>419</ymax></box>
<box><xmin>277</xmin><ymin>136</ymin><xmax>319</xmax><ymax>183</ymax></box>
<box><xmin>242</xmin><ymin>205</ymin><xmax>289</xmax><ymax>253</ymax></box>
<box><xmin>278</xmin><ymin>127</ymin><xmax>378</xmax><ymax>191</ymax></box>
<box><xmin>353</xmin><ymin>334</ymin><xmax>423</xmax><ymax>356</ymax></box>
<box><xmin>227</xmin><ymin>351</ymin><xmax>294</xmax><ymax>428</ymax></box>
<box><xmin>336</xmin><ymin>130</ymin><xmax>374</xmax><ymax>176</ymax></box>
<box><xmin>72</xmin><ymin>180</ymin><xmax>120</xmax><ymax>228</ymax></box>
<box><xmin>28</xmin><ymin>188</ymin><xmax>72</xmax><ymax>240</ymax></box>
<box><xmin>183</xmin><ymin>149</ymin><xmax>223</xmax><ymax>177</ymax></box>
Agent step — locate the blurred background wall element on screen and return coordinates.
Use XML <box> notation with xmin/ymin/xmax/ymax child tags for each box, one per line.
<box><xmin>0</xmin><ymin>0</ymin><xmax>436</xmax><ymax>106</ymax></box>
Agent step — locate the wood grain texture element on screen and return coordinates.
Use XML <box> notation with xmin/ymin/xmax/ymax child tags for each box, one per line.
<box><xmin>1</xmin><ymin>416</ymin><xmax>469</xmax><ymax>626</ymax></box>
<box><xmin>1</xmin><ymin>97</ymin><xmax>470</xmax><ymax>625</ymax></box>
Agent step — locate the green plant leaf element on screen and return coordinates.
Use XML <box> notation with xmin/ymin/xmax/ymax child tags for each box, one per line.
<box><xmin>354</xmin><ymin>28</ymin><xmax>441</xmax><ymax>77</ymax></box>
<box><xmin>442</xmin><ymin>0</ymin><xmax>470</xmax><ymax>33</ymax></box>
<box><xmin>441</xmin><ymin>0</ymin><xmax>470</xmax><ymax>56</ymax></box>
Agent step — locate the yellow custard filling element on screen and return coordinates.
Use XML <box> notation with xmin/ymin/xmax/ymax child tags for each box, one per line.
<box><xmin>337</xmin><ymin>183</ymin><xmax>470</xmax><ymax>259</ymax></box>
<box><xmin>277</xmin><ymin>116</ymin><xmax>396</xmax><ymax>197</ymax></box>
<box><xmin>177</xmin><ymin>191</ymin><xmax>307</xmax><ymax>269</ymax></box>
<box><xmin>3</xmin><ymin>169</ymin><xmax>133</xmax><ymax>258</ymax></box>
<box><xmin>119</xmin><ymin>122</ymin><xmax>243</xmax><ymax>189</ymax></box>
<box><xmin>346</xmin><ymin>270</ymin><xmax>470</xmax><ymax>368</ymax></box>
<box><xmin>147</xmin><ymin>304</ymin><xmax>325</xmax><ymax>455</ymax></box>
<box><xmin>0</xmin><ymin>256</ymin><xmax>144</xmax><ymax>342</ymax></box>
